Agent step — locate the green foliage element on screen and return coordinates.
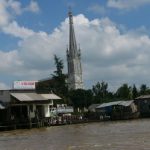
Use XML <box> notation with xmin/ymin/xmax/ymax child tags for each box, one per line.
<box><xmin>132</xmin><ymin>84</ymin><xmax>138</xmax><ymax>99</ymax></box>
<box><xmin>69</xmin><ymin>89</ymin><xmax>93</xmax><ymax>109</ymax></box>
<box><xmin>36</xmin><ymin>55</ymin><xmax>68</xmax><ymax>99</ymax></box>
<box><xmin>51</xmin><ymin>55</ymin><xmax>68</xmax><ymax>97</ymax></box>
<box><xmin>92</xmin><ymin>81</ymin><xmax>110</xmax><ymax>103</ymax></box>
<box><xmin>52</xmin><ymin>55</ymin><xmax>63</xmax><ymax>77</ymax></box>
<box><xmin>116</xmin><ymin>83</ymin><xmax>132</xmax><ymax>100</ymax></box>
<box><xmin>140</xmin><ymin>84</ymin><xmax>148</xmax><ymax>95</ymax></box>
<box><xmin>36</xmin><ymin>79</ymin><xmax>55</xmax><ymax>93</ymax></box>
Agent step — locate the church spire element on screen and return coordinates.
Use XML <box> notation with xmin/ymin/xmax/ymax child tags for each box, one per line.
<box><xmin>67</xmin><ymin>10</ymin><xmax>84</xmax><ymax>90</ymax></box>
<box><xmin>68</xmin><ymin>9</ymin><xmax>78</xmax><ymax>57</ymax></box>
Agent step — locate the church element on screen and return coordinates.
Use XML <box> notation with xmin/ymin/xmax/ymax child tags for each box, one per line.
<box><xmin>66</xmin><ymin>10</ymin><xmax>84</xmax><ymax>90</ymax></box>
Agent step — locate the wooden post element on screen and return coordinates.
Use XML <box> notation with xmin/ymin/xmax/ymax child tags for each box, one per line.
<box><xmin>27</xmin><ymin>105</ymin><xmax>32</xmax><ymax>129</ymax></box>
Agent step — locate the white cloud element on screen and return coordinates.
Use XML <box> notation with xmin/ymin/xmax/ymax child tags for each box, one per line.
<box><xmin>0</xmin><ymin>0</ymin><xmax>40</xmax><ymax>30</ymax></box>
<box><xmin>0</xmin><ymin>0</ymin><xmax>10</xmax><ymax>26</ymax></box>
<box><xmin>8</xmin><ymin>0</ymin><xmax>22</xmax><ymax>15</ymax></box>
<box><xmin>107</xmin><ymin>0</ymin><xmax>150</xmax><ymax>10</ymax></box>
<box><xmin>88</xmin><ymin>4</ymin><xmax>106</xmax><ymax>14</ymax></box>
<box><xmin>3</xmin><ymin>21</ymin><xmax>35</xmax><ymax>39</ymax></box>
<box><xmin>26</xmin><ymin>0</ymin><xmax>40</xmax><ymax>13</ymax></box>
<box><xmin>0</xmin><ymin>0</ymin><xmax>40</xmax><ymax>38</ymax></box>
<box><xmin>8</xmin><ymin>0</ymin><xmax>40</xmax><ymax>14</ymax></box>
<box><xmin>0</xmin><ymin>50</ymin><xmax>22</xmax><ymax>73</ymax></box>
<box><xmin>0</xmin><ymin>82</ymin><xmax>9</xmax><ymax>90</ymax></box>
<box><xmin>62</xmin><ymin>15</ymin><xmax>150</xmax><ymax>88</ymax></box>
<box><xmin>1</xmin><ymin>13</ymin><xmax>150</xmax><ymax>89</ymax></box>
<box><xmin>0</xmin><ymin>0</ymin><xmax>40</xmax><ymax>24</ymax></box>
<box><xmin>0</xmin><ymin>0</ymin><xmax>150</xmax><ymax>90</ymax></box>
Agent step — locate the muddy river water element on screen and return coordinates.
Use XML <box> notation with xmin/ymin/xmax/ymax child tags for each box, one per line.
<box><xmin>0</xmin><ymin>119</ymin><xmax>150</xmax><ymax>150</ymax></box>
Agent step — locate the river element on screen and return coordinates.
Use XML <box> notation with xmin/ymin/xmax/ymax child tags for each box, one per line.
<box><xmin>0</xmin><ymin>119</ymin><xmax>150</xmax><ymax>150</ymax></box>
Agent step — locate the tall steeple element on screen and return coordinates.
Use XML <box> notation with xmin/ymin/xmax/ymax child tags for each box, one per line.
<box><xmin>67</xmin><ymin>9</ymin><xmax>83</xmax><ymax>90</ymax></box>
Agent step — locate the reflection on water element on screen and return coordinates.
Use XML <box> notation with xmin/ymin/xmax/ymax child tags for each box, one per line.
<box><xmin>0</xmin><ymin>119</ymin><xmax>150</xmax><ymax>150</ymax></box>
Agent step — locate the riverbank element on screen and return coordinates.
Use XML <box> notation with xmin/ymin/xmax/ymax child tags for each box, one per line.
<box><xmin>0</xmin><ymin>111</ymin><xmax>145</xmax><ymax>132</ymax></box>
<box><xmin>0</xmin><ymin>115</ymin><xmax>95</xmax><ymax>131</ymax></box>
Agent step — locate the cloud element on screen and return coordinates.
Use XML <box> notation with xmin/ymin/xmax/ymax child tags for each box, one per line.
<box><xmin>61</xmin><ymin>15</ymin><xmax>150</xmax><ymax>88</ymax></box>
<box><xmin>24</xmin><ymin>0</ymin><xmax>40</xmax><ymax>13</ymax></box>
<box><xmin>0</xmin><ymin>0</ymin><xmax>10</xmax><ymax>26</ymax></box>
<box><xmin>8</xmin><ymin>0</ymin><xmax>22</xmax><ymax>15</ymax></box>
<box><xmin>2</xmin><ymin>21</ymin><xmax>35</xmax><ymax>39</ymax></box>
<box><xmin>0</xmin><ymin>0</ymin><xmax>40</xmax><ymax>23</ymax></box>
<box><xmin>0</xmin><ymin>82</ymin><xmax>9</xmax><ymax>90</ymax></box>
<box><xmin>0</xmin><ymin>50</ymin><xmax>22</xmax><ymax>73</ymax></box>
<box><xmin>0</xmin><ymin>0</ymin><xmax>40</xmax><ymax>33</ymax></box>
<box><xmin>0</xmin><ymin>23</ymin><xmax>68</xmax><ymax>80</ymax></box>
<box><xmin>88</xmin><ymin>4</ymin><xmax>106</xmax><ymax>14</ymax></box>
<box><xmin>1</xmin><ymin>13</ymin><xmax>150</xmax><ymax>89</ymax></box>
<box><xmin>0</xmin><ymin>0</ymin><xmax>40</xmax><ymax>37</ymax></box>
<box><xmin>8</xmin><ymin>0</ymin><xmax>40</xmax><ymax>14</ymax></box>
<box><xmin>107</xmin><ymin>0</ymin><xmax>150</xmax><ymax>10</ymax></box>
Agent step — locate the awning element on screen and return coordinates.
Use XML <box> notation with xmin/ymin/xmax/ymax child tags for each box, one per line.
<box><xmin>41</xmin><ymin>94</ymin><xmax>61</xmax><ymax>100</ymax></box>
<box><xmin>10</xmin><ymin>93</ymin><xmax>61</xmax><ymax>102</ymax></box>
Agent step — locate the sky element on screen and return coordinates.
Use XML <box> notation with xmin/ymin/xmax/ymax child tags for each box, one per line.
<box><xmin>1</xmin><ymin>0</ymin><xmax>150</xmax><ymax>91</ymax></box>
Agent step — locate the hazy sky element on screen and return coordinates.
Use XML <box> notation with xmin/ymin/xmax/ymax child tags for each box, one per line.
<box><xmin>1</xmin><ymin>0</ymin><xmax>150</xmax><ymax>91</ymax></box>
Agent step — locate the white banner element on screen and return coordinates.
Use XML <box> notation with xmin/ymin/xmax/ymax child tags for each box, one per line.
<box><xmin>13</xmin><ymin>81</ymin><xmax>37</xmax><ymax>89</ymax></box>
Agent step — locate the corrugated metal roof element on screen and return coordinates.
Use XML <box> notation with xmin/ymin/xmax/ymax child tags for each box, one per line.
<box><xmin>88</xmin><ymin>104</ymin><xmax>101</xmax><ymax>110</ymax></box>
<box><xmin>97</xmin><ymin>101</ymin><xmax>121</xmax><ymax>108</ymax></box>
<box><xmin>97</xmin><ymin>100</ymin><xmax>134</xmax><ymax>108</ymax></box>
<box><xmin>11</xmin><ymin>93</ymin><xmax>61</xmax><ymax>102</ymax></box>
<box><xmin>120</xmin><ymin>100</ymin><xmax>134</xmax><ymax>106</ymax></box>
<box><xmin>11</xmin><ymin>93</ymin><xmax>46</xmax><ymax>101</ymax></box>
<box><xmin>41</xmin><ymin>94</ymin><xmax>61</xmax><ymax>100</ymax></box>
<box><xmin>135</xmin><ymin>95</ymin><xmax>150</xmax><ymax>99</ymax></box>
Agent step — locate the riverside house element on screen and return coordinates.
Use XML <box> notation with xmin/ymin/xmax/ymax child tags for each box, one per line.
<box><xmin>96</xmin><ymin>100</ymin><xmax>139</xmax><ymax>120</ymax></box>
<box><xmin>135</xmin><ymin>95</ymin><xmax>150</xmax><ymax>117</ymax></box>
<box><xmin>0</xmin><ymin>89</ymin><xmax>62</xmax><ymax>128</ymax></box>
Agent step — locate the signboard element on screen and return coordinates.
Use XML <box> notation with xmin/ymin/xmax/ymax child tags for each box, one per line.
<box><xmin>13</xmin><ymin>81</ymin><xmax>37</xmax><ymax>89</ymax></box>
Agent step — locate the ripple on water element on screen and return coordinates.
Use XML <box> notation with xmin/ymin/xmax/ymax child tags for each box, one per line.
<box><xmin>0</xmin><ymin>119</ymin><xmax>150</xmax><ymax>150</ymax></box>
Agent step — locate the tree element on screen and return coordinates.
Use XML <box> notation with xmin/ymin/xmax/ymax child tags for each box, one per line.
<box><xmin>132</xmin><ymin>84</ymin><xmax>138</xmax><ymax>99</ymax></box>
<box><xmin>140</xmin><ymin>84</ymin><xmax>148</xmax><ymax>95</ymax></box>
<box><xmin>69</xmin><ymin>89</ymin><xmax>93</xmax><ymax>109</ymax></box>
<box><xmin>92</xmin><ymin>81</ymin><xmax>109</xmax><ymax>103</ymax></box>
<box><xmin>51</xmin><ymin>55</ymin><xmax>68</xmax><ymax>96</ymax></box>
<box><xmin>101</xmin><ymin>81</ymin><xmax>108</xmax><ymax>99</ymax></box>
<box><xmin>36</xmin><ymin>55</ymin><xmax>68</xmax><ymax>98</ymax></box>
<box><xmin>53</xmin><ymin>55</ymin><xmax>63</xmax><ymax>77</ymax></box>
<box><xmin>116</xmin><ymin>83</ymin><xmax>132</xmax><ymax>100</ymax></box>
